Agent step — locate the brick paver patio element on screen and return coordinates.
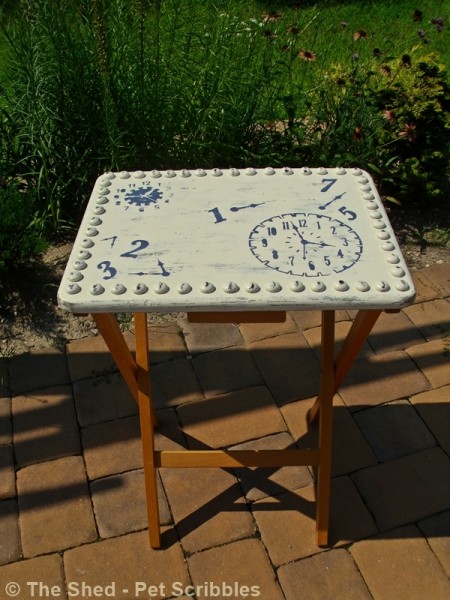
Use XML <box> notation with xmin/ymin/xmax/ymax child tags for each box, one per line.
<box><xmin>1</xmin><ymin>262</ymin><xmax>449</xmax><ymax>599</ymax></box>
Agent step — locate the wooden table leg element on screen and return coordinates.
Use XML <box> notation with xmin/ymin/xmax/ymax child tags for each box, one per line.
<box><xmin>93</xmin><ymin>312</ymin><xmax>161</xmax><ymax>547</ymax></box>
<box><xmin>93</xmin><ymin>309</ymin><xmax>382</xmax><ymax>550</ymax></box>
<box><xmin>316</xmin><ymin>310</ymin><xmax>335</xmax><ymax>547</ymax></box>
<box><xmin>308</xmin><ymin>309</ymin><xmax>382</xmax><ymax>424</ymax></box>
<box><xmin>92</xmin><ymin>313</ymin><xmax>139</xmax><ymax>402</ymax></box>
<box><xmin>334</xmin><ymin>309</ymin><xmax>382</xmax><ymax>391</ymax></box>
<box><xmin>134</xmin><ymin>312</ymin><xmax>161</xmax><ymax>548</ymax></box>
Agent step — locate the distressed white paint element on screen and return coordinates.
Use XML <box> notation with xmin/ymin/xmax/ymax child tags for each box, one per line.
<box><xmin>57</xmin><ymin>168</ymin><xmax>415</xmax><ymax>313</ymax></box>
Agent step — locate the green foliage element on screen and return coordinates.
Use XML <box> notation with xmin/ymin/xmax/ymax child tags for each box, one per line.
<box><xmin>0</xmin><ymin>0</ymin><xmax>448</xmax><ymax>240</ymax></box>
<box><xmin>248</xmin><ymin>19</ymin><xmax>450</xmax><ymax>206</ymax></box>
<box><xmin>0</xmin><ymin>185</ymin><xmax>46</xmax><ymax>275</ymax></box>
<box><xmin>0</xmin><ymin>0</ymin><xmax>283</xmax><ymax>232</ymax></box>
<box><xmin>369</xmin><ymin>54</ymin><xmax>450</xmax><ymax>205</ymax></box>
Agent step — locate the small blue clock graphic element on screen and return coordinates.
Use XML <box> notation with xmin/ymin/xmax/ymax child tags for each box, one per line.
<box><xmin>124</xmin><ymin>186</ymin><xmax>163</xmax><ymax>209</ymax></box>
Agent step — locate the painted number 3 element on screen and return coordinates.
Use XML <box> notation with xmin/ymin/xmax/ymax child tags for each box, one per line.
<box><xmin>97</xmin><ymin>261</ymin><xmax>117</xmax><ymax>280</ymax></box>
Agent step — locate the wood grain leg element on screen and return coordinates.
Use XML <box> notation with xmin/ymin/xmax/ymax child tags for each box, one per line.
<box><xmin>316</xmin><ymin>310</ymin><xmax>335</xmax><ymax>547</ymax></box>
<box><xmin>308</xmin><ymin>309</ymin><xmax>382</xmax><ymax>424</ymax></box>
<box><xmin>92</xmin><ymin>313</ymin><xmax>138</xmax><ymax>402</ymax></box>
<box><xmin>134</xmin><ymin>313</ymin><xmax>161</xmax><ymax>549</ymax></box>
<box><xmin>334</xmin><ymin>309</ymin><xmax>382</xmax><ymax>391</ymax></box>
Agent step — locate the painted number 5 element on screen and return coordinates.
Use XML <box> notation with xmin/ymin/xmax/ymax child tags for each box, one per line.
<box><xmin>338</xmin><ymin>206</ymin><xmax>357</xmax><ymax>221</ymax></box>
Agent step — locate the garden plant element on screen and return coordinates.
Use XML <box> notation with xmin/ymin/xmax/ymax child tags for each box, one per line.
<box><xmin>0</xmin><ymin>0</ymin><xmax>449</xmax><ymax>276</ymax></box>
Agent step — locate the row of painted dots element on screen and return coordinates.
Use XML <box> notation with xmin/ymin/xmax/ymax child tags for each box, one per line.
<box><xmin>359</xmin><ymin>179</ymin><xmax>405</xmax><ymax>271</ymax></box>
<box><xmin>66</xmin><ymin>278</ymin><xmax>410</xmax><ymax>296</ymax></box>
<box><xmin>64</xmin><ymin>166</ymin><xmax>408</xmax><ymax>295</ymax></box>
<box><xmin>98</xmin><ymin>166</ymin><xmax>363</xmax><ymax>180</ymax></box>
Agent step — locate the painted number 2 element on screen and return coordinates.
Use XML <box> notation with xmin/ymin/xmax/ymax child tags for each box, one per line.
<box><xmin>120</xmin><ymin>239</ymin><xmax>149</xmax><ymax>258</ymax></box>
<box><xmin>97</xmin><ymin>239</ymin><xmax>150</xmax><ymax>279</ymax></box>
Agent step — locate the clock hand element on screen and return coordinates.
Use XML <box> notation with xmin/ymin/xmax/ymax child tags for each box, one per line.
<box><xmin>290</xmin><ymin>222</ymin><xmax>305</xmax><ymax>240</ymax></box>
<box><xmin>230</xmin><ymin>202</ymin><xmax>265</xmax><ymax>212</ymax></box>
<box><xmin>157</xmin><ymin>259</ymin><xmax>170</xmax><ymax>277</ymax></box>
<box><xmin>291</xmin><ymin>223</ymin><xmax>308</xmax><ymax>260</ymax></box>
<box><xmin>319</xmin><ymin>191</ymin><xmax>347</xmax><ymax>210</ymax></box>
<box><xmin>130</xmin><ymin>260</ymin><xmax>170</xmax><ymax>277</ymax></box>
<box><xmin>307</xmin><ymin>240</ymin><xmax>336</xmax><ymax>248</ymax></box>
<box><xmin>291</xmin><ymin>223</ymin><xmax>336</xmax><ymax>258</ymax></box>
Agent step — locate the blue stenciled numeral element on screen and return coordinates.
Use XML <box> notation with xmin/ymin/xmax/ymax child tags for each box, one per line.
<box><xmin>338</xmin><ymin>206</ymin><xmax>357</xmax><ymax>221</ymax></box>
<box><xmin>320</xmin><ymin>178</ymin><xmax>337</xmax><ymax>193</ymax></box>
<box><xmin>102</xmin><ymin>235</ymin><xmax>118</xmax><ymax>248</ymax></box>
<box><xmin>208</xmin><ymin>207</ymin><xmax>227</xmax><ymax>224</ymax></box>
<box><xmin>120</xmin><ymin>240</ymin><xmax>150</xmax><ymax>258</ymax></box>
<box><xmin>97</xmin><ymin>261</ymin><xmax>117</xmax><ymax>280</ymax></box>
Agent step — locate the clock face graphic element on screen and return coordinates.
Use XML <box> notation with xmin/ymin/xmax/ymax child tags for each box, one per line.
<box><xmin>249</xmin><ymin>212</ymin><xmax>363</xmax><ymax>277</ymax></box>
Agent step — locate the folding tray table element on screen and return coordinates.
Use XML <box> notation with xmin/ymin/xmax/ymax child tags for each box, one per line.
<box><xmin>58</xmin><ymin>166</ymin><xmax>415</xmax><ymax>547</ymax></box>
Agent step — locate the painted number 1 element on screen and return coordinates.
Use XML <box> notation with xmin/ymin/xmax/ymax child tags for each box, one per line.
<box><xmin>208</xmin><ymin>207</ymin><xmax>227</xmax><ymax>224</ymax></box>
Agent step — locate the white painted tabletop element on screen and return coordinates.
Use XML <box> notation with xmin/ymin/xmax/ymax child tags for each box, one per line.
<box><xmin>58</xmin><ymin>167</ymin><xmax>415</xmax><ymax>313</ymax></box>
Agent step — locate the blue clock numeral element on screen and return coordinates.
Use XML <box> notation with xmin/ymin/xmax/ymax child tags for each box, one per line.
<box><xmin>97</xmin><ymin>261</ymin><xmax>117</xmax><ymax>280</ymax></box>
<box><xmin>120</xmin><ymin>240</ymin><xmax>150</xmax><ymax>258</ymax></box>
<box><xmin>208</xmin><ymin>207</ymin><xmax>227</xmax><ymax>224</ymax></box>
<box><xmin>338</xmin><ymin>206</ymin><xmax>357</xmax><ymax>221</ymax></box>
<box><xmin>320</xmin><ymin>178</ymin><xmax>337</xmax><ymax>192</ymax></box>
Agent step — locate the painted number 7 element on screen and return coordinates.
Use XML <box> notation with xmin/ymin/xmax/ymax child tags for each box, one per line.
<box><xmin>320</xmin><ymin>178</ymin><xmax>337</xmax><ymax>193</ymax></box>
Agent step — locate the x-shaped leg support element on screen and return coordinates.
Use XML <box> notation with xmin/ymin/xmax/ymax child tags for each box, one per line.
<box><xmin>92</xmin><ymin>309</ymin><xmax>382</xmax><ymax>548</ymax></box>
